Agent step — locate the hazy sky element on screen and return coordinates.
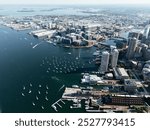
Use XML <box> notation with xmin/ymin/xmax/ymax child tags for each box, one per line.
<box><xmin>0</xmin><ymin>0</ymin><xmax>150</xmax><ymax>5</ymax></box>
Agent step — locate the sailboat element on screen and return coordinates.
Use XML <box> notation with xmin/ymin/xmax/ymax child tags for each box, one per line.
<box><xmin>46</xmin><ymin>85</ymin><xmax>49</xmax><ymax>90</ymax></box>
<box><xmin>21</xmin><ymin>93</ymin><xmax>25</xmax><ymax>96</ymax></box>
<box><xmin>23</xmin><ymin>86</ymin><xmax>26</xmax><ymax>90</ymax></box>
<box><xmin>32</xmin><ymin>102</ymin><xmax>35</xmax><ymax>106</ymax></box>
<box><xmin>36</xmin><ymin>96</ymin><xmax>39</xmax><ymax>100</ymax></box>
<box><xmin>41</xmin><ymin>106</ymin><xmax>44</xmax><ymax>110</ymax></box>
<box><xmin>45</xmin><ymin>96</ymin><xmax>48</xmax><ymax>101</ymax></box>
<box><xmin>29</xmin><ymin>89</ymin><xmax>32</xmax><ymax>94</ymax></box>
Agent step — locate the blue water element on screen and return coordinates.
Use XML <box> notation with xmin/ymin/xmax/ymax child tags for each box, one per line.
<box><xmin>0</xmin><ymin>25</ymin><xmax>97</xmax><ymax>112</ymax></box>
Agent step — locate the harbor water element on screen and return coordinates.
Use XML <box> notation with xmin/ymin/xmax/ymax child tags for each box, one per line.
<box><xmin>0</xmin><ymin>25</ymin><xmax>98</xmax><ymax>112</ymax></box>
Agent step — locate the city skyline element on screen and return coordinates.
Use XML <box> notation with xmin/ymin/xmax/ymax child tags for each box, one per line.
<box><xmin>0</xmin><ymin>0</ymin><xmax>150</xmax><ymax>5</ymax></box>
<box><xmin>0</xmin><ymin>0</ymin><xmax>150</xmax><ymax>114</ymax></box>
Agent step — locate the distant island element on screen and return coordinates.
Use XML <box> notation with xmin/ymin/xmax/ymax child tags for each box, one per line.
<box><xmin>17</xmin><ymin>8</ymin><xmax>35</xmax><ymax>12</ymax></box>
<box><xmin>40</xmin><ymin>8</ymin><xmax>63</xmax><ymax>12</ymax></box>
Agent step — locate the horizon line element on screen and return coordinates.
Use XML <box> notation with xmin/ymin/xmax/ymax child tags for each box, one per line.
<box><xmin>0</xmin><ymin>3</ymin><xmax>150</xmax><ymax>5</ymax></box>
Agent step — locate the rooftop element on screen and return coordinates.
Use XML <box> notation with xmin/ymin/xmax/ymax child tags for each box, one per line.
<box><xmin>117</xmin><ymin>68</ymin><xmax>129</xmax><ymax>77</ymax></box>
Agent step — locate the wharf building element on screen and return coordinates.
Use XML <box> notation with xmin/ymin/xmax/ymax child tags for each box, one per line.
<box><xmin>101</xmin><ymin>95</ymin><xmax>144</xmax><ymax>106</ymax></box>
<box><xmin>31</xmin><ymin>29</ymin><xmax>56</xmax><ymax>39</ymax></box>
<box><xmin>113</xmin><ymin>67</ymin><xmax>129</xmax><ymax>80</ymax></box>
<box><xmin>109</xmin><ymin>96</ymin><xmax>144</xmax><ymax>105</ymax></box>
<box><xmin>99</xmin><ymin>51</ymin><xmax>110</xmax><ymax>74</ymax></box>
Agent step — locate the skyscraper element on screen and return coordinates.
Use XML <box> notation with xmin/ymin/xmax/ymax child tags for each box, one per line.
<box><xmin>143</xmin><ymin>25</ymin><xmax>150</xmax><ymax>39</ymax></box>
<box><xmin>100</xmin><ymin>51</ymin><xmax>110</xmax><ymax>74</ymax></box>
<box><xmin>111</xmin><ymin>49</ymin><xmax>119</xmax><ymax>68</ymax></box>
<box><xmin>142</xmin><ymin>25</ymin><xmax>150</xmax><ymax>46</ymax></box>
<box><xmin>126</xmin><ymin>37</ymin><xmax>137</xmax><ymax>59</ymax></box>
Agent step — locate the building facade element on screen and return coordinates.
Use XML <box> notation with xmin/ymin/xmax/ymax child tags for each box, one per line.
<box><xmin>100</xmin><ymin>51</ymin><xmax>110</xmax><ymax>74</ymax></box>
<box><xmin>126</xmin><ymin>37</ymin><xmax>138</xmax><ymax>59</ymax></box>
<box><xmin>111</xmin><ymin>49</ymin><xmax>119</xmax><ymax>68</ymax></box>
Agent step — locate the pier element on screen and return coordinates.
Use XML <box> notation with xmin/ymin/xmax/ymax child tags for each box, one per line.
<box><xmin>51</xmin><ymin>99</ymin><xmax>65</xmax><ymax>112</ymax></box>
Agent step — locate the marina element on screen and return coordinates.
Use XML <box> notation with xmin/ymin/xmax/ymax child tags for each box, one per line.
<box><xmin>39</xmin><ymin>55</ymin><xmax>94</xmax><ymax>75</ymax></box>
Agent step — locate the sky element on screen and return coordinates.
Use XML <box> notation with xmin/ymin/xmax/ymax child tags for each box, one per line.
<box><xmin>0</xmin><ymin>0</ymin><xmax>150</xmax><ymax>5</ymax></box>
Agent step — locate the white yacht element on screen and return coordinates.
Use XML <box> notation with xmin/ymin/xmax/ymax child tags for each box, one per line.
<box><xmin>32</xmin><ymin>102</ymin><xmax>35</xmax><ymax>106</ymax></box>
<box><xmin>21</xmin><ymin>93</ymin><xmax>25</xmax><ymax>96</ymax></box>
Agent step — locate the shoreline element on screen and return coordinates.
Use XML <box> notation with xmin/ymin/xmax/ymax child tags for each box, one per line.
<box><xmin>57</xmin><ymin>44</ymin><xmax>94</xmax><ymax>49</ymax></box>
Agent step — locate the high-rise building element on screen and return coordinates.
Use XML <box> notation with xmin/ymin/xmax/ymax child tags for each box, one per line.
<box><xmin>145</xmin><ymin>48</ymin><xmax>150</xmax><ymax>61</ymax></box>
<box><xmin>111</xmin><ymin>49</ymin><xmax>119</xmax><ymax>68</ymax></box>
<box><xmin>143</xmin><ymin>25</ymin><xmax>150</xmax><ymax>39</ymax></box>
<box><xmin>141</xmin><ymin>44</ymin><xmax>150</xmax><ymax>60</ymax></box>
<box><xmin>110</xmin><ymin>45</ymin><xmax>116</xmax><ymax>53</ymax></box>
<box><xmin>142</xmin><ymin>25</ymin><xmax>150</xmax><ymax>46</ymax></box>
<box><xmin>126</xmin><ymin>37</ymin><xmax>137</xmax><ymax>59</ymax></box>
<box><xmin>100</xmin><ymin>51</ymin><xmax>110</xmax><ymax>74</ymax></box>
<box><xmin>128</xmin><ymin>32</ymin><xmax>139</xmax><ymax>39</ymax></box>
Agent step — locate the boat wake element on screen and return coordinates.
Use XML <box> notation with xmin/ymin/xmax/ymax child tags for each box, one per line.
<box><xmin>58</xmin><ymin>85</ymin><xmax>65</xmax><ymax>92</ymax></box>
<box><xmin>51</xmin><ymin>76</ymin><xmax>60</xmax><ymax>81</ymax></box>
<box><xmin>32</xmin><ymin>41</ymin><xmax>43</xmax><ymax>49</ymax></box>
